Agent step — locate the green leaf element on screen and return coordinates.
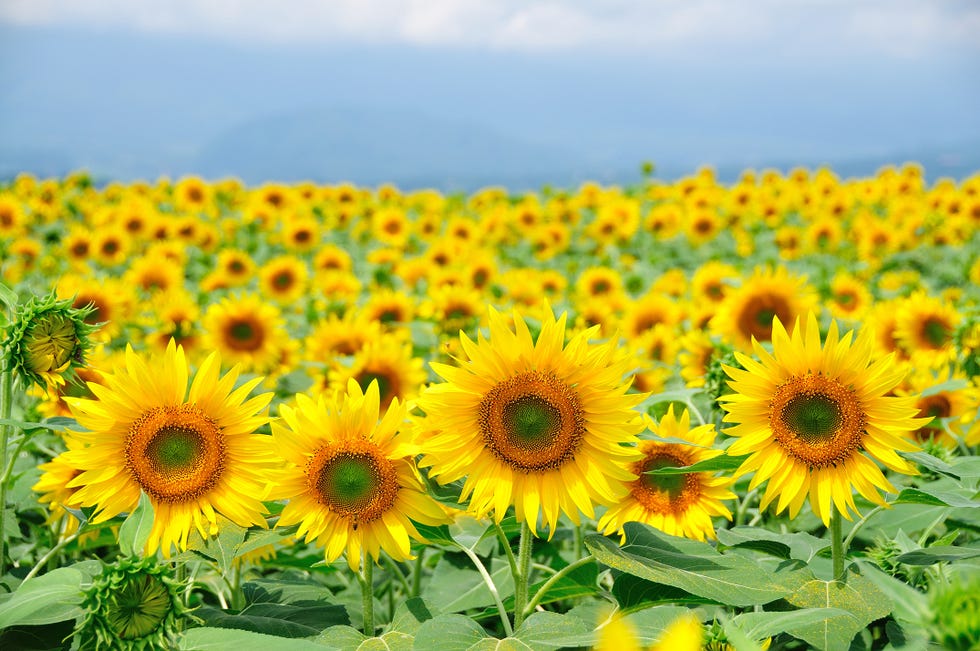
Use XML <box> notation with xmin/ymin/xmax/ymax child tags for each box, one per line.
<box><xmin>585</xmin><ymin>523</ymin><xmax>795</xmax><ymax>606</ymax></box>
<box><xmin>412</xmin><ymin>614</ymin><xmax>495</xmax><ymax>651</ymax></box>
<box><xmin>389</xmin><ymin>597</ymin><xmax>435</xmax><ymax>635</ymax></box>
<box><xmin>611</xmin><ymin>573</ymin><xmax>717</xmax><ymax>609</ymax></box>
<box><xmin>547</xmin><ymin>604</ymin><xmax>692</xmax><ymax>648</ymax></box>
<box><xmin>895</xmin><ymin>545</ymin><xmax>980</xmax><ymax>565</ymax></box>
<box><xmin>423</xmin><ymin>554</ymin><xmax>514</xmax><ymax>614</ymax></box>
<box><xmin>522</xmin><ymin>560</ymin><xmax>599</xmax><ymax>607</ymax></box>
<box><xmin>894</xmin><ymin>487</ymin><xmax>978</xmax><ymax>508</ymax></box>
<box><xmin>413</xmin><ymin>523</ymin><xmax>458</xmax><ymax>549</ymax></box>
<box><xmin>729</xmin><ymin>608</ymin><xmax>854</xmax><ymax>642</ymax></box>
<box><xmin>882</xmin><ymin>618</ymin><xmax>930</xmax><ymax>651</ymax></box>
<box><xmin>785</xmin><ymin>565</ymin><xmax>892</xmax><ymax>650</ymax></box>
<box><xmin>316</xmin><ymin>626</ymin><xmax>366</xmax><ymax>649</ymax></box>
<box><xmin>514</xmin><ymin>611</ymin><xmax>591</xmax><ymax>648</ymax></box>
<box><xmin>920</xmin><ymin>378</ymin><xmax>969</xmax><ymax>397</ymax></box>
<box><xmin>643</xmin><ymin>454</ymin><xmax>748</xmax><ymax>475</ymax></box>
<box><xmin>197</xmin><ymin>599</ymin><xmax>348</xmax><ymax>638</ymax></box>
<box><xmin>178</xmin><ymin>627</ymin><xmax>336</xmax><ymax>650</ymax></box>
<box><xmin>716</xmin><ymin>527</ymin><xmax>831</xmax><ymax>563</ymax></box>
<box><xmin>950</xmin><ymin>457</ymin><xmax>980</xmax><ymax>479</ymax></box>
<box><xmin>449</xmin><ymin>515</ymin><xmax>498</xmax><ymax>555</ymax></box>
<box><xmin>0</xmin><ymin>283</ymin><xmax>18</xmax><ymax>311</ymax></box>
<box><xmin>903</xmin><ymin>452</ymin><xmax>960</xmax><ymax>479</ymax></box>
<box><xmin>0</xmin><ymin>567</ymin><xmax>84</xmax><ymax>629</ymax></box>
<box><xmin>118</xmin><ymin>492</ymin><xmax>154</xmax><ymax>557</ymax></box>
<box><xmin>854</xmin><ymin>562</ymin><xmax>929</xmax><ymax>625</ymax></box>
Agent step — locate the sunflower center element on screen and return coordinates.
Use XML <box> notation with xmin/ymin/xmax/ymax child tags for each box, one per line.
<box><xmin>631</xmin><ymin>449</ymin><xmax>700</xmax><ymax>513</ymax></box>
<box><xmin>922</xmin><ymin>317</ymin><xmax>951</xmax><ymax>349</ymax></box>
<box><xmin>769</xmin><ymin>374</ymin><xmax>866</xmax><ymax>468</ymax></box>
<box><xmin>225</xmin><ymin>317</ymin><xmax>264</xmax><ymax>351</ymax></box>
<box><xmin>308</xmin><ymin>442</ymin><xmax>399</xmax><ymax>527</ymax></box>
<box><xmin>479</xmin><ymin>370</ymin><xmax>585</xmax><ymax>472</ymax></box>
<box><xmin>737</xmin><ymin>294</ymin><xmax>792</xmax><ymax>343</ymax></box>
<box><xmin>108</xmin><ymin>574</ymin><xmax>171</xmax><ymax>640</ymax></box>
<box><xmin>357</xmin><ymin>370</ymin><xmax>398</xmax><ymax>407</ymax></box>
<box><xmin>781</xmin><ymin>394</ymin><xmax>842</xmax><ymax>444</ymax></box>
<box><xmin>272</xmin><ymin>271</ymin><xmax>294</xmax><ymax>290</ymax></box>
<box><xmin>126</xmin><ymin>405</ymin><xmax>224</xmax><ymax>502</ymax></box>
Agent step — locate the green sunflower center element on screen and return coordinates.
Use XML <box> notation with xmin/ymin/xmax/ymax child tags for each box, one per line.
<box><xmin>357</xmin><ymin>371</ymin><xmax>394</xmax><ymax>405</ymax></box>
<box><xmin>755</xmin><ymin>308</ymin><xmax>777</xmax><ymax>328</ymax></box>
<box><xmin>922</xmin><ymin>317</ymin><xmax>950</xmax><ymax>348</ymax></box>
<box><xmin>147</xmin><ymin>427</ymin><xmax>204</xmax><ymax>473</ymax></box>
<box><xmin>318</xmin><ymin>454</ymin><xmax>380</xmax><ymax>513</ymax></box>
<box><xmin>479</xmin><ymin>371</ymin><xmax>585</xmax><ymax>472</ymax></box>
<box><xmin>224</xmin><ymin>317</ymin><xmax>265</xmax><ymax>351</ymax></box>
<box><xmin>272</xmin><ymin>271</ymin><xmax>294</xmax><ymax>290</ymax></box>
<box><xmin>310</xmin><ymin>445</ymin><xmax>400</xmax><ymax>527</ymax></box>
<box><xmin>230</xmin><ymin>321</ymin><xmax>255</xmax><ymax>341</ymax></box>
<box><xmin>502</xmin><ymin>396</ymin><xmax>560</xmax><ymax>448</ymax></box>
<box><xmin>781</xmin><ymin>394</ymin><xmax>843</xmax><ymax>443</ymax></box>
<box><xmin>109</xmin><ymin>574</ymin><xmax>171</xmax><ymax>640</ymax></box>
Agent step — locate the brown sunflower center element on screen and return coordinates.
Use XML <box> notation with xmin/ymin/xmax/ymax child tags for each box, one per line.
<box><xmin>272</xmin><ymin>270</ymin><xmax>295</xmax><ymax>290</ymax></box>
<box><xmin>631</xmin><ymin>450</ymin><xmax>700</xmax><ymax>513</ymax></box>
<box><xmin>737</xmin><ymin>294</ymin><xmax>792</xmax><ymax>343</ymax></box>
<box><xmin>916</xmin><ymin>394</ymin><xmax>951</xmax><ymax>437</ymax></box>
<box><xmin>357</xmin><ymin>369</ymin><xmax>398</xmax><ymax>407</ymax></box>
<box><xmin>479</xmin><ymin>371</ymin><xmax>585</xmax><ymax>472</ymax></box>
<box><xmin>770</xmin><ymin>374</ymin><xmax>865</xmax><ymax>468</ymax></box>
<box><xmin>126</xmin><ymin>405</ymin><xmax>224</xmax><ymax>502</ymax></box>
<box><xmin>224</xmin><ymin>317</ymin><xmax>264</xmax><ymax>351</ymax></box>
<box><xmin>308</xmin><ymin>442</ymin><xmax>399</xmax><ymax>528</ymax></box>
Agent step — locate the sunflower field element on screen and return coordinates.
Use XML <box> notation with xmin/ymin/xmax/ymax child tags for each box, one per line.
<box><xmin>0</xmin><ymin>164</ymin><xmax>978</xmax><ymax>651</ymax></box>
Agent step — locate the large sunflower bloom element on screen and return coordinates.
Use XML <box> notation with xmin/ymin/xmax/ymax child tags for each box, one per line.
<box><xmin>719</xmin><ymin>313</ymin><xmax>925</xmax><ymax>526</ymax></box>
<box><xmin>270</xmin><ymin>380</ymin><xmax>446</xmax><ymax>571</ymax></box>
<box><xmin>63</xmin><ymin>341</ymin><xmax>276</xmax><ymax>556</ymax></box>
<box><xmin>417</xmin><ymin>306</ymin><xmax>644</xmax><ymax>537</ymax></box>
<box><xmin>599</xmin><ymin>406</ymin><xmax>735</xmax><ymax>542</ymax></box>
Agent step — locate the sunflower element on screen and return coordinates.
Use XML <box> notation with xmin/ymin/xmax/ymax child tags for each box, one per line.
<box><xmin>173</xmin><ymin>175</ymin><xmax>212</xmax><ymax>214</ymax></box>
<box><xmin>711</xmin><ymin>266</ymin><xmax>818</xmax><ymax>350</ymax></box>
<box><xmin>62</xmin><ymin>341</ymin><xmax>276</xmax><ymax>556</ymax></box>
<box><xmin>62</xmin><ymin>228</ymin><xmax>94</xmax><ymax>266</ymax></box>
<box><xmin>327</xmin><ymin>335</ymin><xmax>427</xmax><ymax>411</ymax></box>
<box><xmin>125</xmin><ymin>253</ymin><xmax>185</xmax><ymax>295</ymax></box>
<box><xmin>57</xmin><ymin>274</ymin><xmax>131</xmax><ymax>340</ymax></box>
<box><xmin>690</xmin><ymin>261</ymin><xmax>737</xmax><ymax>305</ymax></box>
<box><xmin>363</xmin><ymin>289</ymin><xmax>414</xmax><ymax>328</ymax></box>
<box><xmin>91</xmin><ymin>227</ymin><xmax>130</xmax><ymax>267</ymax></box>
<box><xmin>575</xmin><ymin>266</ymin><xmax>626</xmax><ymax>308</ymax></box>
<box><xmin>0</xmin><ymin>193</ymin><xmax>24</xmax><ymax>236</ymax></box>
<box><xmin>420</xmin><ymin>284</ymin><xmax>484</xmax><ymax>337</ymax></box>
<box><xmin>826</xmin><ymin>272</ymin><xmax>872</xmax><ymax>322</ymax></box>
<box><xmin>685</xmin><ymin>210</ymin><xmax>722</xmax><ymax>246</ymax></box>
<box><xmin>258</xmin><ymin>255</ymin><xmax>309</xmax><ymax>304</ymax></box>
<box><xmin>679</xmin><ymin>330</ymin><xmax>716</xmax><ymax>388</ymax></box>
<box><xmin>270</xmin><ymin>380</ymin><xmax>446</xmax><ymax>570</ymax></box>
<box><xmin>417</xmin><ymin>306</ymin><xmax>644</xmax><ymax>537</ymax></box>
<box><xmin>896</xmin><ymin>367</ymin><xmax>980</xmax><ymax>448</ymax></box>
<box><xmin>202</xmin><ymin>294</ymin><xmax>286</xmax><ymax>374</ymax></box>
<box><xmin>306</xmin><ymin>310</ymin><xmax>383</xmax><ymax>361</ymax></box>
<box><xmin>281</xmin><ymin>216</ymin><xmax>320</xmax><ymax>253</ymax></box>
<box><xmin>215</xmin><ymin>249</ymin><xmax>256</xmax><ymax>286</ymax></box>
<box><xmin>314</xmin><ymin>244</ymin><xmax>353</xmax><ymax>273</ymax></box>
<box><xmin>371</xmin><ymin>207</ymin><xmax>411</xmax><ymax>247</ymax></box>
<box><xmin>621</xmin><ymin>294</ymin><xmax>681</xmax><ymax>340</ymax></box>
<box><xmin>720</xmin><ymin>313</ymin><xmax>925</xmax><ymax>526</ymax></box>
<box><xmin>33</xmin><ymin>435</ymin><xmax>87</xmax><ymax>537</ymax></box>
<box><xmin>598</xmin><ymin>406</ymin><xmax>735</xmax><ymax>542</ymax></box>
<box><xmin>895</xmin><ymin>292</ymin><xmax>961</xmax><ymax>367</ymax></box>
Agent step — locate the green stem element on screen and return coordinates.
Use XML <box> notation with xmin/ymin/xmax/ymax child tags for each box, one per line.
<box><xmin>573</xmin><ymin>523</ymin><xmax>584</xmax><ymax>560</ymax></box>
<box><xmin>411</xmin><ymin>548</ymin><xmax>425</xmax><ymax>598</ymax></box>
<box><xmin>384</xmin><ymin>554</ymin><xmax>412</xmax><ymax>596</ymax></box>
<box><xmin>360</xmin><ymin>558</ymin><xmax>375</xmax><ymax>636</ymax></box>
<box><xmin>23</xmin><ymin>529</ymin><xmax>82</xmax><ymax>582</ymax></box>
<box><xmin>457</xmin><ymin>544</ymin><xmax>513</xmax><ymax>637</ymax></box>
<box><xmin>0</xmin><ymin>370</ymin><xmax>13</xmax><ymax>577</ymax></box>
<box><xmin>493</xmin><ymin>523</ymin><xmax>519</xmax><ymax>580</ymax></box>
<box><xmin>842</xmin><ymin>505</ymin><xmax>884</xmax><ymax>552</ymax></box>
<box><xmin>513</xmin><ymin>521</ymin><xmax>534</xmax><ymax>630</ymax></box>
<box><xmin>523</xmin><ymin>555</ymin><xmax>595</xmax><ymax>617</ymax></box>
<box><xmin>831</xmin><ymin>508</ymin><xmax>845</xmax><ymax>582</ymax></box>
<box><xmin>917</xmin><ymin>511</ymin><xmax>950</xmax><ymax>548</ymax></box>
<box><xmin>734</xmin><ymin>488</ymin><xmax>759</xmax><ymax>527</ymax></box>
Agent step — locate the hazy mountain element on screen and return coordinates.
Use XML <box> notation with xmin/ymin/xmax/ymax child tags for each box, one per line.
<box><xmin>1</xmin><ymin>25</ymin><xmax>978</xmax><ymax>188</ymax></box>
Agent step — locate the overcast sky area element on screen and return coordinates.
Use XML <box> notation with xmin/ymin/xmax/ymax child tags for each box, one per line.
<box><xmin>1</xmin><ymin>0</ymin><xmax>979</xmax><ymax>187</ymax></box>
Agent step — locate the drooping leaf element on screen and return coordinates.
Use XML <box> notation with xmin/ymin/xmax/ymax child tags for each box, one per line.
<box><xmin>894</xmin><ymin>488</ymin><xmax>978</xmax><ymax>508</ymax></box>
<box><xmin>178</xmin><ymin>627</ymin><xmax>335</xmax><ymax>650</ymax></box>
<box><xmin>785</xmin><ymin>566</ymin><xmax>892</xmax><ymax>650</ymax></box>
<box><xmin>118</xmin><ymin>492</ymin><xmax>154</xmax><ymax>557</ymax></box>
<box><xmin>895</xmin><ymin>545</ymin><xmax>980</xmax><ymax>565</ymax></box>
<box><xmin>0</xmin><ymin>567</ymin><xmax>85</xmax><ymax>629</ymax></box>
<box><xmin>644</xmin><ymin>454</ymin><xmax>749</xmax><ymax>476</ymax></box>
<box><xmin>585</xmin><ymin>523</ymin><xmax>796</xmax><ymax>606</ymax></box>
<box><xmin>716</xmin><ymin>526</ymin><xmax>831</xmax><ymax>563</ymax></box>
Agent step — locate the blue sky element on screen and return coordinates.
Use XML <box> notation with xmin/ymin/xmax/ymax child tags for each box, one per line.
<box><xmin>1</xmin><ymin>1</ymin><xmax>978</xmax><ymax>187</ymax></box>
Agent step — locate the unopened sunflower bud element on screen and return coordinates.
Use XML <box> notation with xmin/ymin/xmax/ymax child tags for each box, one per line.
<box><xmin>2</xmin><ymin>291</ymin><xmax>100</xmax><ymax>390</ymax></box>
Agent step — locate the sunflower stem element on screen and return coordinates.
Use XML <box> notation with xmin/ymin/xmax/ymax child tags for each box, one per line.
<box><xmin>457</xmin><ymin>543</ymin><xmax>514</xmax><ymax>637</ymax></box>
<box><xmin>524</xmin><ymin>555</ymin><xmax>595</xmax><ymax>617</ymax></box>
<box><xmin>831</xmin><ymin>508</ymin><xmax>845</xmax><ymax>582</ymax></box>
<box><xmin>24</xmin><ymin>529</ymin><xmax>82</xmax><ymax>582</ymax></box>
<box><xmin>0</xmin><ymin>369</ymin><xmax>13</xmax><ymax>577</ymax></box>
<box><xmin>494</xmin><ymin>522</ymin><xmax>519</xmax><ymax>581</ymax></box>
<box><xmin>411</xmin><ymin>548</ymin><xmax>425</xmax><ymax>598</ymax></box>
<box><xmin>842</xmin><ymin>505</ymin><xmax>884</xmax><ymax>552</ymax></box>
<box><xmin>513</xmin><ymin>521</ymin><xmax>534</xmax><ymax>630</ymax></box>
<box><xmin>360</xmin><ymin>558</ymin><xmax>375</xmax><ymax>636</ymax></box>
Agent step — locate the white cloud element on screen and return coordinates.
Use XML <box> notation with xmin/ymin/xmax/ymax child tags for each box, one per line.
<box><xmin>1</xmin><ymin>0</ymin><xmax>977</xmax><ymax>57</ymax></box>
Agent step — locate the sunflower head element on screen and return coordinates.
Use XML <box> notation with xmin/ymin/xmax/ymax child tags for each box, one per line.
<box><xmin>77</xmin><ymin>556</ymin><xmax>194</xmax><ymax>651</ymax></box>
<box><xmin>2</xmin><ymin>290</ymin><xmax>100</xmax><ymax>390</ymax></box>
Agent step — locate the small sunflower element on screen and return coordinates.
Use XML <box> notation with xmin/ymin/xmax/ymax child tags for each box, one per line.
<box><xmin>598</xmin><ymin>406</ymin><xmax>735</xmax><ymax>542</ymax></box>
<box><xmin>328</xmin><ymin>335</ymin><xmax>426</xmax><ymax>411</ymax></box>
<box><xmin>895</xmin><ymin>292</ymin><xmax>961</xmax><ymax>367</ymax></box>
<box><xmin>720</xmin><ymin>313</ymin><xmax>925</xmax><ymax>526</ymax></box>
<box><xmin>826</xmin><ymin>272</ymin><xmax>872</xmax><ymax>322</ymax></box>
<box><xmin>63</xmin><ymin>341</ymin><xmax>276</xmax><ymax>556</ymax></box>
<box><xmin>711</xmin><ymin>266</ymin><xmax>818</xmax><ymax>350</ymax></box>
<box><xmin>258</xmin><ymin>254</ymin><xmax>309</xmax><ymax>304</ymax></box>
<box><xmin>202</xmin><ymin>294</ymin><xmax>286</xmax><ymax>374</ymax></box>
<box><xmin>270</xmin><ymin>380</ymin><xmax>446</xmax><ymax>571</ymax></box>
<box><xmin>418</xmin><ymin>306</ymin><xmax>644</xmax><ymax>537</ymax></box>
